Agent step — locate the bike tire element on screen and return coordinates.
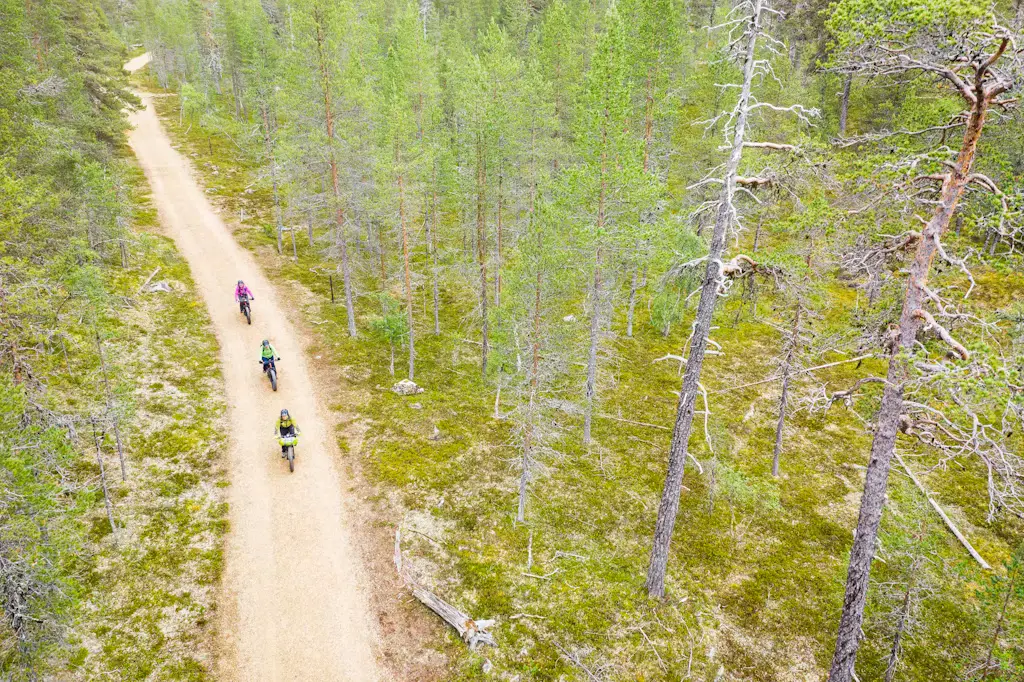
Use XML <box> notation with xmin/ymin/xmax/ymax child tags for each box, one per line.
<box><xmin>270</xmin><ymin>367</ymin><xmax>278</xmax><ymax>391</ymax></box>
<box><xmin>288</xmin><ymin>447</ymin><xmax>295</xmax><ymax>473</ymax></box>
<box><xmin>244</xmin><ymin>306</ymin><xmax>251</xmax><ymax>325</ymax></box>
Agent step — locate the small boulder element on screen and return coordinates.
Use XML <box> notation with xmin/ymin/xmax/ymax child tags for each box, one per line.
<box><xmin>391</xmin><ymin>379</ymin><xmax>424</xmax><ymax>396</ymax></box>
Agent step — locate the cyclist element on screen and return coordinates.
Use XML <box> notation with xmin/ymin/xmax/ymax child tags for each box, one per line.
<box><xmin>234</xmin><ymin>280</ymin><xmax>254</xmax><ymax>313</ymax></box>
<box><xmin>259</xmin><ymin>339</ymin><xmax>280</xmax><ymax>373</ymax></box>
<box><xmin>275</xmin><ymin>409</ymin><xmax>299</xmax><ymax>456</ymax></box>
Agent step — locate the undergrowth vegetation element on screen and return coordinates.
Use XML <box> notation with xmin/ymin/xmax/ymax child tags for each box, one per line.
<box><xmin>1</xmin><ymin>3</ymin><xmax>226</xmax><ymax>678</ymax></box>
<box><xmin>146</xmin><ymin>52</ymin><xmax>1023</xmax><ymax>678</ymax></box>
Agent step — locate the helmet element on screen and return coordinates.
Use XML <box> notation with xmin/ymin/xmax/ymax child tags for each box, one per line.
<box><xmin>262</xmin><ymin>339</ymin><xmax>270</xmax><ymax>347</ymax></box>
<box><xmin>237</xmin><ymin>280</ymin><xmax>244</xmax><ymax>286</ymax></box>
<box><xmin>280</xmin><ymin>409</ymin><xmax>290</xmax><ymax>419</ymax></box>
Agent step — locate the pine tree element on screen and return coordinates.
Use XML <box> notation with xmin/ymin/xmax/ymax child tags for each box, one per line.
<box><xmin>571</xmin><ymin>4</ymin><xmax>647</xmax><ymax>446</ymax></box>
<box><xmin>284</xmin><ymin>0</ymin><xmax>371</xmax><ymax>336</ymax></box>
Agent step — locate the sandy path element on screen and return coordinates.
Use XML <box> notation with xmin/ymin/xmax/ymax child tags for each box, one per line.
<box><xmin>125</xmin><ymin>54</ymin><xmax>383</xmax><ymax>681</ymax></box>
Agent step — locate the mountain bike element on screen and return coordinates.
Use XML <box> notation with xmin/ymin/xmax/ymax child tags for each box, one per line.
<box><xmin>261</xmin><ymin>357</ymin><xmax>278</xmax><ymax>391</ymax></box>
<box><xmin>278</xmin><ymin>434</ymin><xmax>298</xmax><ymax>472</ymax></box>
<box><xmin>239</xmin><ymin>294</ymin><xmax>252</xmax><ymax>325</ymax></box>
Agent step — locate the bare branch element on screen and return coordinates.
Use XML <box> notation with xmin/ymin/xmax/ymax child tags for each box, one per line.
<box><xmin>912</xmin><ymin>309</ymin><xmax>970</xmax><ymax>361</ymax></box>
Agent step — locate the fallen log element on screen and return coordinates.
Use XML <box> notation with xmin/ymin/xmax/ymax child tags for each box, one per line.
<box><xmin>894</xmin><ymin>451</ymin><xmax>990</xmax><ymax>569</ymax></box>
<box><xmin>409</xmin><ymin>583</ymin><xmax>497</xmax><ymax>650</ymax></box>
<box><xmin>137</xmin><ymin>267</ymin><xmax>161</xmax><ymax>294</ymax></box>
<box><xmin>395</xmin><ymin>527</ymin><xmax>497</xmax><ymax>649</ymax></box>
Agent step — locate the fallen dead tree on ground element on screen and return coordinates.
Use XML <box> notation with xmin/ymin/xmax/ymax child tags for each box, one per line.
<box><xmin>394</xmin><ymin>526</ymin><xmax>496</xmax><ymax>650</ymax></box>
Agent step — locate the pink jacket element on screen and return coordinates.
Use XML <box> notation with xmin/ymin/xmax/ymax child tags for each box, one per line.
<box><xmin>235</xmin><ymin>283</ymin><xmax>253</xmax><ymax>301</ymax></box>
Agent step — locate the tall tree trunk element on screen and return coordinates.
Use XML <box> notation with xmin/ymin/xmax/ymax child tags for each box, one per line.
<box><xmin>429</xmin><ymin>171</ymin><xmax>441</xmax><ymax>335</ymax></box>
<box><xmin>838</xmin><ymin>74</ymin><xmax>852</xmax><ymax>136</ymax></box>
<box><xmin>495</xmin><ymin>168</ymin><xmax>503</xmax><ymax>308</ymax></box>
<box><xmin>583</xmin><ymin>248</ymin><xmax>602</xmax><ymax>446</ymax></box>
<box><xmin>397</xmin><ymin>147</ymin><xmax>415</xmax><ymax>381</ymax></box>
<box><xmin>772</xmin><ymin>303</ymin><xmax>801</xmax><ymax>477</ymax></box>
<box><xmin>315</xmin><ymin>13</ymin><xmax>356</xmax><ymax>337</ymax></box>
<box><xmin>95</xmin><ymin>331</ymin><xmax>127</xmax><ymax>482</ymax></box>
<box><xmin>643</xmin><ymin>70</ymin><xmax>654</xmax><ymax>173</ymax></box>
<box><xmin>377</xmin><ymin>219</ymin><xmax>388</xmax><ymax>286</ymax></box>
<box><xmin>90</xmin><ymin>418</ymin><xmax>117</xmax><ymax>540</ymax></box>
<box><xmin>982</xmin><ymin>567</ymin><xmax>1016</xmax><ymax>680</ymax></box>
<box><xmin>519</xmin><ymin>159</ymin><xmax>542</xmax><ymax>522</ymax></box>
<box><xmin>260</xmin><ymin>101</ymin><xmax>284</xmax><ymax>256</ymax></box>
<box><xmin>627</xmin><ymin>243</ymin><xmax>646</xmax><ymax>339</ymax></box>
<box><xmin>232</xmin><ymin>70</ymin><xmax>245</xmax><ymax>119</ymax></box>
<box><xmin>828</xmin><ymin>63</ymin><xmax>998</xmax><ymax>682</ymax></box>
<box><xmin>583</xmin><ymin>106</ymin><xmax>609</xmax><ymax>447</ymax></box>
<box><xmin>627</xmin><ymin>263</ymin><xmax>639</xmax><ymax>339</ymax></box>
<box><xmin>646</xmin><ymin>0</ymin><xmax>764</xmax><ymax>598</ymax></box>
<box><xmin>518</xmin><ymin>248</ymin><xmax>543</xmax><ymax>524</ymax></box>
<box><xmin>884</xmin><ymin>563</ymin><xmax>918</xmax><ymax>682</ymax></box>
<box><xmin>476</xmin><ymin>135</ymin><xmax>489</xmax><ymax>374</ymax></box>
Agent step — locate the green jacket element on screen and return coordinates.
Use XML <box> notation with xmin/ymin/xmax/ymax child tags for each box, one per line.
<box><xmin>260</xmin><ymin>343</ymin><xmax>279</xmax><ymax>361</ymax></box>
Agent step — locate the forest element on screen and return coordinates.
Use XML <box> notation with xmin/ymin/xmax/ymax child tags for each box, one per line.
<box><xmin>2</xmin><ymin>0</ymin><xmax>1024</xmax><ymax>679</ymax></box>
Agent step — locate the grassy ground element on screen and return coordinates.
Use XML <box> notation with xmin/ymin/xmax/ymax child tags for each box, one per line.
<box><xmin>47</xmin><ymin>157</ymin><xmax>228</xmax><ymax>680</ymax></box>
<box><xmin>144</xmin><ymin>79</ymin><xmax>1022</xmax><ymax>681</ymax></box>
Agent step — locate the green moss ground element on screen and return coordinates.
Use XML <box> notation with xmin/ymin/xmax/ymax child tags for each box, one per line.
<box><xmin>47</xmin><ymin>153</ymin><xmax>228</xmax><ymax>680</ymax></box>
<box><xmin>144</xmin><ymin>83</ymin><xmax>1021</xmax><ymax>681</ymax></box>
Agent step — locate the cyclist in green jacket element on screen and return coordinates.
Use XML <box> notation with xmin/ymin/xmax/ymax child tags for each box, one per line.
<box><xmin>259</xmin><ymin>339</ymin><xmax>279</xmax><ymax>373</ymax></box>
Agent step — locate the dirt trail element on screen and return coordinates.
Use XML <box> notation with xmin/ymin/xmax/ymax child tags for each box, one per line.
<box><xmin>125</xmin><ymin>54</ymin><xmax>383</xmax><ymax>681</ymax></box>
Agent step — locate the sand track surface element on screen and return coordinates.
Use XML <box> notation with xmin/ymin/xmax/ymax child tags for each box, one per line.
<box><xmin>126</xmin><ymin>53</ymin><xmax>383</xmax><ymax>682</ymax></box>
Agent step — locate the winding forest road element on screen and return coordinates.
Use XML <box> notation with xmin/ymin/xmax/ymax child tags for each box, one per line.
<box><xmin>125</xmin><ymin>54</ymin><xmax>383</xmax><ymax>681</ymax></box>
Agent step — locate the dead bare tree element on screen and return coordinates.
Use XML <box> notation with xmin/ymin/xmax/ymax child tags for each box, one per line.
<box><xmin>94</xmin><ymin>330</ymin><xmax>127</xmax><ymax>482</ymax></box>
<box><xmin>824</xmin><ymin>11</ymin><xmax>1023</xmax><ymax>681</ymax></box>
<box><xmin>871</xmin><ymin>521</ymin><xmax>938</xmax><ymax>682</ymax></box>
<box><xmin>645</xmin><ymin>0</ymin><xmax>817</xmax><ymax>597</ymax></box>
<box><xmin>771</xmin><ymin>292</ymin><xmax>805</xmax><ymax>477</ymax></box>
<box><xmin>89</xmin><ymin>417</ymin><xmax>118</xmax><ymax>541</ymax></box>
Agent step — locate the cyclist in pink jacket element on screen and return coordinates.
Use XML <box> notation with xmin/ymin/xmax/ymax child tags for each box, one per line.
<box><xmin>234</xmin><ymin>280</ymin><xmax>254</xmax><ymax>313</ymax></box>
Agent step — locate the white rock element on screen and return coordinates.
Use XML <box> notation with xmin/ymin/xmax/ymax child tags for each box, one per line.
<box><xmin>391</xmin><ymin>379</ymin><xmax>424</xmax><ymax>396</ymax></box>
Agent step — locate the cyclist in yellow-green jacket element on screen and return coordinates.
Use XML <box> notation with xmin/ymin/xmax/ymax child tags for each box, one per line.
<box><xmin>275</xmin><ymin>409</ymin><xmax>299</xmax><ymax>456</ymax></box>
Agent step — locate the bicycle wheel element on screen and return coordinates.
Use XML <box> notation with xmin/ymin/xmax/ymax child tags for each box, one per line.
<box><xmin>288</xmin><ymin>447</ymin><xmax>295</xmax><ymax>473</ymax></box>
<box><xmin>244</xmin><ymin>305</ymin><xmax>251</xmax><ymax>325</ymax></box>
<box><xmin>269</xmin><ymin>367</ymin><xmax>278</xmax><ymax>391</ymax></box>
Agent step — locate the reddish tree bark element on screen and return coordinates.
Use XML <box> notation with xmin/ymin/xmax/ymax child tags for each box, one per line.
<box><xmin>313</xmin><ymin>9</ymin><xmax>357</xmax><ymax>336</ymax></box>
<box><xmin>829</xmin><ymin>39</ymin><xmax>1010</xmax><ymax>682</ymax></box>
